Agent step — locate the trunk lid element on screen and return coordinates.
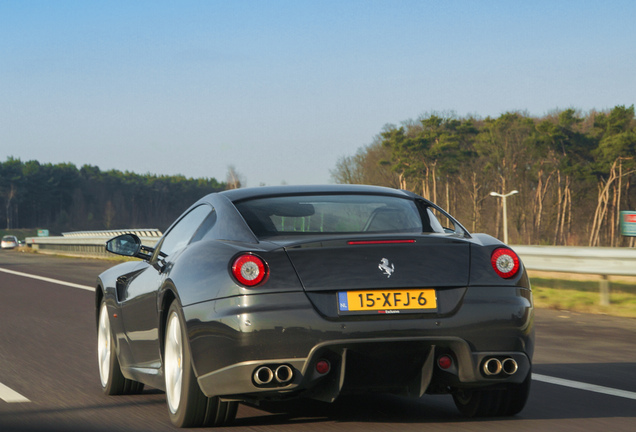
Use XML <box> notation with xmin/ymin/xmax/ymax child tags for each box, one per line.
<box><xmin>280</xmin><ymin>235</ymin><xmax>470</xmax><ymax>292</ymax></box>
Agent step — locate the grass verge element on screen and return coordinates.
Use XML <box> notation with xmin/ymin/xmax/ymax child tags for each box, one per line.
<box><xmin>528</xmin><ymin>271</ymin><xmax>636</xmax><ymax>318</ymax></box>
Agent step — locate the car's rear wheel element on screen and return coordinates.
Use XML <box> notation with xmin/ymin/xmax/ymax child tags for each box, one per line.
<box><xmin>97</xmin><ymin>301</ymin><xmax>144</xmax><ymax>395</ymax></box>
<box><xmin>452</xmin><ymin>370</ymin><xmax>531</xmax><ymax>417</ymax></box>
<box><xmin>164</xmin><ymin>301</ymin><xmax>237</xmax><ymax>428</ymax></box>
<box><xmin>497</xmin><ymin>369</ymin><xmax>532</xmax><ymax>416</ymax></box>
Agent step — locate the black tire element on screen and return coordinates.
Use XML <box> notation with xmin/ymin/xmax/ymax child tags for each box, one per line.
<box><xmin>452</xmin><ymin>370</ymin><xmax>531</xmax><ymax>417</ymax></box>
<box><xmin>164</xmin><ymin>301</ymin><xmax>238</xmax><ymax>428</ymax></box>
<box><xmin>452</xmin><ymin>387</ymin><xmax>503</xmax><ymax>417</ymax></box>
<box><xmin>97</xmin><ymin>301</ymin><xmax>144</xmax><ymax>395</ymax></box>
<box><xmin>497</xmin><ymin>370</ymin><xmax>532</xmax><ymax>416</ymax></box>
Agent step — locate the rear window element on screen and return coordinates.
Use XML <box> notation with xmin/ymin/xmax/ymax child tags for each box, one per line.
<box><xmin>234</xmin><ymin>194</ymin><xmax>440</xmax><ymax>238</ymax></box>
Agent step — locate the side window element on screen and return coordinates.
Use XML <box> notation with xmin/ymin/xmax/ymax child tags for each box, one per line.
<box><xmin>159</xmin><ymin>205</ymin><xmax>212</xmax><ymax>257</ymax></box>
<box><xmin>427</xmin><ymin>208</ymin><xmax>459</xmax><ymax>234</ymax></box>
<box><xmin>190</xmin><ymin>210</ymin><xmax>217</xmax><ymax>243</ymax></box>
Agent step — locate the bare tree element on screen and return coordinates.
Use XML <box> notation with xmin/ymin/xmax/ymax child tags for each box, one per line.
<box><xmin>226</xmin><ymin>165</ymin><xmax>245</xmax><ymax>189</ymax></box>
<box><xmin>5</xmin><ymin>183</ymin><xmax>16</xmax><ymax>229</ymax></box>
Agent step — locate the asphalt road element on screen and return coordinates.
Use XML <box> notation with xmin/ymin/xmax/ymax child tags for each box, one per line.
<box><xmin>1</xmin><ymin>250</ymin><xmax>635</xmax><ymax>431</ymax></box>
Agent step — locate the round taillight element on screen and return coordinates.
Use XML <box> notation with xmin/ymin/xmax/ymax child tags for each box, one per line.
<box><xmin>491</xmin><ymin>248</ymin><xmax>520</xmax><ymax>279</ymax></box>
<box><xmin>231</xmin><ymin>254</ymin><xmax>268</xmax><ymax>287</ymax></box>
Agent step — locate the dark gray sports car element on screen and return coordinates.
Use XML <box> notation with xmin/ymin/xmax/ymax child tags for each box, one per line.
<box><xmin>96</xmin><ymin>185</ymin><xmax>534</xmax><ymax>427</ymax></box>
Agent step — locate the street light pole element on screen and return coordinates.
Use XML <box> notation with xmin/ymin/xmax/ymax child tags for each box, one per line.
<box><xmin>489</xmin><ymin>190</ymin><xmax>519</xmax><ymax>244</ymax></box>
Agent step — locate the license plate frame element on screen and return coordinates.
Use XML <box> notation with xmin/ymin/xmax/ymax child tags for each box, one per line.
<box><xmin>337</xmin><ymin>289</ymin><xmax>437</xmax><ymax>315</ymax></box>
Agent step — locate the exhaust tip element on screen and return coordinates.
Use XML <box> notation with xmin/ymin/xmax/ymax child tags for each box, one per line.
<box><xmin>482</xmin><ymin>358</ymin><xmax>502</xmax><ymax>376</ymax></box>
<box><xmin>275</xmin><ymin>365</ymin><xmax>294</xmax><ymax>384</ymax></box>
<box><xmin>502</xmin><ymin>358</ymin><xmax>518</xmax><ymax>375</ymax></box>
<box><xmin>254</xmin><ymin>366</ymin><xmax>274</xmax><ymax>385</ymax></box>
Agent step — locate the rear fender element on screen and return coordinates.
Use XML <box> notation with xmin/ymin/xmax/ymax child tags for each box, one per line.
<box><xmin>166</xmin><ymin>240</ymin><xmax>304</xmax><ymax>307</ymax></box>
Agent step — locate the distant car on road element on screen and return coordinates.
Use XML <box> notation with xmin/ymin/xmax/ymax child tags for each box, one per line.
<box><xmin>1</xmin><ymin>235</ymin><xmax>19</xmax><ymax>249</ymax></box>
<box><xmin>97</xmin><ymin>185</ymin><xmax>534</xmax><ymax>428</ymax></box>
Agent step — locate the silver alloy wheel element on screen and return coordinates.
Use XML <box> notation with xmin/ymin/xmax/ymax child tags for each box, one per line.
<box><xmin>165</xmin><ymin>311</ymin><xmax>184</xmax><ymax>414</ymax></box>
<box><xmin>97</xmin><ymin>302</ymin><xmax>111</xmax><ymax>387</ymax></box>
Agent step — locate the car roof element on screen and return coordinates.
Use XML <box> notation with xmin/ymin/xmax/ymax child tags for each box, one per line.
<box><xmin>218</xmin><ymin>184</ymin><xmax>415</xmax><ymax>202</ymax></box>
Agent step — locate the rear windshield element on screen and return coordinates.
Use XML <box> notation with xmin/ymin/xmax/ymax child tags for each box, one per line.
<box><xmin>234</xmin><ymin>194</ymin><xmax>441</xmax><ymax>238</ymax></box>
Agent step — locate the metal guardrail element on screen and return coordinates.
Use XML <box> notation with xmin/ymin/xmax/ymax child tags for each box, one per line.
<box><xmin>513</xmin><ymin>245</ymin><xmax>636</xmax><ymax>276</ymax></box>
<box><xmin>513</xmin><ymin>245</ymin><xmax>636</xmax><ymax>306</ymax></box>
<box><xmin>61</xmin><ymin>229</ymin><xmax>162</xmax><ymax>238</ymax></box>
<box><xmin>25</xmin><ymin>229</ymin><xmax>162</xmax><ymax>258</ymax></box>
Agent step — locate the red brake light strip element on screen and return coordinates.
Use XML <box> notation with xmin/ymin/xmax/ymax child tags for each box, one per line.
<box><xmin>347</xmin><ymin>240</ymin><xmax>416</xmax><ymax>245</ymax></box>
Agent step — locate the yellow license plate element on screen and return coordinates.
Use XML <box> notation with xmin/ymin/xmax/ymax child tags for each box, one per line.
<box><xmin>338</xmin><ymin>289</ymin><xmax>437</xmax><ymax>313</ymax></box>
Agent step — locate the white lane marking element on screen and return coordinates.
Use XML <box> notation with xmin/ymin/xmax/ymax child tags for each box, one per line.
<box><xmin>0</xmin><ymin>382</ymin><xmax>30</xmax><ymax>403</ymax></box>
<box><xmin>0</xmin><ymin>267</ymin><xmax>94</xmax><ymax>291</ymax></box>
<box><xmin>0</xmin><ymin>266</ymin><xmax>92</xmax><ymax>404</ymax></box>
<box><xmin>533</xmin><ymin>373</ymin><xmax>636</xmax><ymax>400</ymax></box>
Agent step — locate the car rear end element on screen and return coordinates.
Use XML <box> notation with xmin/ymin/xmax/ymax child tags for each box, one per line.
<box><xmin>188</xmin><ymin>189</ymin><xmax>533</xmax><ymax>407</ymax></box>
<box><xmin>1</xmin><ymin>235</ymin><xmax>19</xmax><ymax>249</ymax></box>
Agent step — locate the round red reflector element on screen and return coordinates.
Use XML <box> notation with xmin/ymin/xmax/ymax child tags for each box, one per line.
<box><xmin>316</xmin><ymin>360</ymin><xmax>331</xmax><ymax>375</ymax></box>
<box><xmin>232</xmin><ymin>254</ymin><xmax>268</xmax><ymax>287</ymax></box>
<box><xmin>491</xmin><ymin>248</ymin><xmax>520</xmax><ymax>278</ymax></box>
<box><xmin>438</xmin><ymin>355</ymin><xmax>452</xmax><ymax>370</ymax></box>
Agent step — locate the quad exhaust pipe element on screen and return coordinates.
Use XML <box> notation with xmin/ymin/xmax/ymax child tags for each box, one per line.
<box><xmin>254</xmin><ymin>366</ymin><xmax>274</xmax><ymax>385</ymax></box>
<box><xmin>253</xmin><ymin>364</ymin><xmax>294</xmax><ymax>386</ymax></box>
<box><xmin>502</xmin><ymin>357</ymin><xmax>518</xmax><ymax>375</ymax></box>
<box><xmin>483</xmin><ymin>358</ymin><xmax>502</xmax><ymax>376</ymax></box>
<box><xmin>482</xmin><ymin>357</ymin><xmax>518</xmax><ymax>376</ymax></box>
<box><xmin>275</xmin><ymin>365</ymin><xmax>293</xmax><ymax>384</ymax></box>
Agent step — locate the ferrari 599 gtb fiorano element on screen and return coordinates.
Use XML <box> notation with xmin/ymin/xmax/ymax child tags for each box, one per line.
<box><xmin>96</xmin><ymin>185</ymin><xmax>533</xmax><ymax>427</ymax></box>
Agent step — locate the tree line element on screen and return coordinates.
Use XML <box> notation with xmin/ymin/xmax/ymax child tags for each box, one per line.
<box><xmin>0</xmin><ymin>158</ymin><xmax>226</xmax><ymax>233</ymax></box>
<box><xmin>331</xmin><ymin>106</ymin><xmax>636</xmax><ymax>247</ymax></box>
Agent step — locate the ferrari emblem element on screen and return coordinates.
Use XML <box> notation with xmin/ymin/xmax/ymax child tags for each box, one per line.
<box><xmin>378</xmin><ymin>258</ymin><xmax>395</xmax><ymax>278</ymax></box>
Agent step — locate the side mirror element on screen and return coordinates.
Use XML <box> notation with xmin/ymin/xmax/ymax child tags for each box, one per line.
<box><xmin>106</xmin><ymin>234</ymin><xmax>153</xmax><ymax>260</ymax></box>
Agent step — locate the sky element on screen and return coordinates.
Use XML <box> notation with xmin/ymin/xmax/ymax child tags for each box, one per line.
<box><xmin>1</xmin><ymin>0</ymin><xmax>635</xmax><ymax>187</ymax></box>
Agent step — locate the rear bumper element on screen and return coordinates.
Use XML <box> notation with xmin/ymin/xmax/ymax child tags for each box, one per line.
<box><xmin>184</xmin><ymin>286</ymin><xmax>534</xmax><ymax>400</ymax></box>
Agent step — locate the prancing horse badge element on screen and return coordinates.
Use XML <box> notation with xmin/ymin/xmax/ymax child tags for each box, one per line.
<box><xmin>378</xmin><ymin>258</ymin><xmax>395</xmax><ymax>278</ymax></box>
